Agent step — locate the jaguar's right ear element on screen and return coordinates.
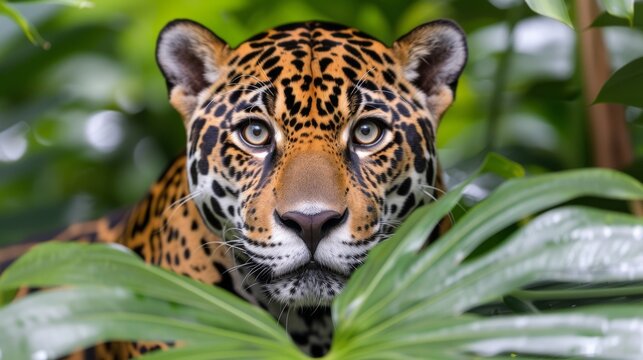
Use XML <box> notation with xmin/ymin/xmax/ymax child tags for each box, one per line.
<box><xmin>156</xmin><ymin>19</ymin><xmax>230</xmax><ymax>121</ymax></box>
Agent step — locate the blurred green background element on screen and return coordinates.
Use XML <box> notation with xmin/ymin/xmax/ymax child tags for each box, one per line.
<box><xmin>0</xmin><ymin>0</ymin><xmax>641</xmax><ymax>245</ymax></box>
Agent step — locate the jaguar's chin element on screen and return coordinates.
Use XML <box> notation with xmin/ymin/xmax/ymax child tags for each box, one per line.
<box><xmin>264</xmin><ymin>262</ymin><xmax>347</xmax><ymax>307</ymax></box>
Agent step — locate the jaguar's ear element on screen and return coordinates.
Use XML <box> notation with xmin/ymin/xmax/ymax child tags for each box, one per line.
<box><xmin>393</xmin><ymin>20</ymin><xmax>467</xmax><ymax>124</ymax></box>
<box><xmin>156</xmin><ymin>19</ymin><xmax>230</xmax><ymax>121</ymax></box>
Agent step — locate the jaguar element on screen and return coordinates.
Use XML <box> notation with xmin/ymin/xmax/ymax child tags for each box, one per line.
<box><xmin>1</xmin><ymin>18</ymin><xmax>467</xmax><ymax>358</ymax></box>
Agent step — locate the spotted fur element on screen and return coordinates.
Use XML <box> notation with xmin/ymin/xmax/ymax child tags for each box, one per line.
<box><xmin>2</xmin><ymin>19</ymin><xmax>467</xmax><ymax>358</ymax></box>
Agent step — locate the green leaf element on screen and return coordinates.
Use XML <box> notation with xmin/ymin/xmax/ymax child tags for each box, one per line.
<box><xmin>403</xmin><ymin>207</ymin><xmax>643</xmax><ymax>318</ymax></box>
<box><xmin>595</xmin><ymin>57</ymin><xmax>643</xmax><ymax>108</ymax></box>
<box><xmin>592</xmin><ymin>2</ymin><xmax>643</xmax><ymax>28</ymax></box>
<box><xmin>0</xmin><ymin>286</ymin><xmax>301</xmax><ymax>360</ymax></box>
<box><xmin>8</xmin><ymin>0</ymin><xmax>93</xmax><ymax>6</ymax></box>
<box><xmin>0</xmin><ymin>243</ymin><xmax>293</xmax><ymax>345</ymax></box>
<box><xmin>370</xmin><ymin>306</ymin><xmax>643</xmax><ymax>359</ymax></box>
<box><xmin>332</xmin><ymin>168</ymin><xmax>643</xmax><ymax>355</ymax></box>
<box><xmin>337</xmin><ymin>207</ymin><xmax>643</xmax><ymax>359</ymax></box>
<box><xmin>428</xmin><ymin>168</ymin><xmax>643</xmax><ymax>274</ymax></box>
<box><xmin>0</xmin><ymin>287</ymin><xmax>241</xmax><ymax>359</ymax></box>
<box><xmin>0</xmin><ymin>243</ymin><xmax>306</xmax><ymax>359</ymax></box>
<box><xmin>0</xmin><ymin>0</ymin><xmax>93</xmax><ymax>48</ymax></box>
<box><xmin>0</xmin><ymin>0</ymin><xmax>48</xmax><ymax>48</ymax></box>
<box><xmin>599</xmin><ymin>0</ymin><xmax>634</xmax><ymax>25</ymax></box>
<box><xmin>524</xmin><ymin>0</ymin><xmax>574</xmax><ymax>28</ymax></box>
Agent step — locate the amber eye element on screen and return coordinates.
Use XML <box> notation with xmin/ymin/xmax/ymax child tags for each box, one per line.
<box><xmin>352</xmin><ymin>118</ymin><xmax>384</xmax><ymax>146</ymax></box>
<box><xmin>240</xmin><ymin>120</ymin><xmax>271</xmax><ymax>147</ymax></box>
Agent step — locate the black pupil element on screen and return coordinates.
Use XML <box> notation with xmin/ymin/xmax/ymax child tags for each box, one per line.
<box><xmin>251</xmin><ymin>125</ymin><xmax>263</xmax><ymax>138</ymax></box>
<box><xmin>360</xmin><ymin>124</ymin><xmax>372</xmax><ymax>136</ymax></box>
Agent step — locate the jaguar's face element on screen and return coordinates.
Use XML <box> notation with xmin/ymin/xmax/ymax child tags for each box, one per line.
<box><xmin>157</xmin><ymin>20</ymin><xmax>466</xmax><ymax>306</ymax></box>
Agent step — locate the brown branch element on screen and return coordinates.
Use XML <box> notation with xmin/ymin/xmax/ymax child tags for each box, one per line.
<box><xmin>575</xmin><ymin>0</ymin><xmax>633</xmax><ymax>169</ymax></box>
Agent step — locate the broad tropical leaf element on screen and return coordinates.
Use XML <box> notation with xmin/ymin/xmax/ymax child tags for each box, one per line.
<box><xmin>0</xmin><ymin>286</ymin><xmax>301</xmax><ymax>360</ymax></box>
<box><xmin>334</xmin><ymin>168</ymin><xmax>643</xmax><ymax>336</ymax></box>
<box><xmin>595</xmin><ymin>56</ymin><xmax>643</xmax><ymax>108</ymax></box>
<box><xmin>0</xmin><ymin>243</ymin><xmax>299</xmax><ymax>358</ymax></box>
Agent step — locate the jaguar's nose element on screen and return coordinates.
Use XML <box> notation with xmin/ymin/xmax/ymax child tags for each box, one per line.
<box><xmin>275</xmin><ymin>209</ymin><xmax>348</xmax><ymax>254</ymax></box>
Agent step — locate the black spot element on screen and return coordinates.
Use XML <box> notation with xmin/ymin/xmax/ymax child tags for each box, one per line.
<box><xmin>190</xmin><ymin>160</ymin><xmax>199</xmax><ymax>185</ymax></box>
<box><xmin>202</xmin><ymin>205</ymin><xmax>222</xmax><ymax>231</ymax></box>
<box><xmin>397</xmin><ymin>178</ymin><xmax>412</xmax><ymax>196</ymax></box>
<box><xmin>229</xmin><ymin>89</ymin><xmax>242</xmax><ymax>104</ymax></box>
<box><xmin>246</xmin><ymin>31</ymin><xmax>268</xmax><ymax>42</ymax></box>
<box><xmin>402</xmin><ymin>123</ymin><xmax>427</xmax><ymax>173</ymax></box>
<box><xmin>214</xmin><ymin>104</ymin><xmax>227</xmax><ymax>117</ymax></box>
<box><xmin>291</xmin><ymin>59</ymin><xmax>305</xmax><ymax>72</ymax></box>
<box><xmin>382</xmin><ymin>69</ymin><xmax>396</xmax><ymax>85</ymax></box>
<box><xmin>200</xmin><ymin>238</ymin><xmax>212</xmax><ymax>256</ymax></box>
<box><xmin>362</xmin><ymin>48</ymin><xmax>383</xmax><ymax>63</ymax></box>
<box><xmin>396</xmin><ymin>103</ymin><xmax>411</xmax><ymax>117</ymax></box>
<box><xmin>263</xmin><ymin>56</ymin><xmax>280</xmax><ymax>69</ymax></box>
<box><xmin>189</xmin><ymin>118</ymin><xmax>205</xmax><ymax>156</ymax></box>
<box><xmin>257</xmin><ymin>46</ymin><xmax>277</xmax><ymax>63</ymax></box>
<box><xmin>292</xmin><ymin>50</ymin><xmax>307</xmax><ymax>58</ymax></box>
<box><xmin>212</xmin><ymin>180</ymin><xmax>226</xmax><ymax>197</ymax></box>
<box><xmin>198</xmin><ymin>126</ymin><xmax>219</xmax><ymax>175</ymax></box>
<box><xmin>319</xmin><ymin>58</ymin><xmax>333</xmax><ymax>72</ymax></box>
<box><xmin>276</xmin><ymin>40</ymin><xmax>300</xmax><ymax>49</ymax></box>
<box><xmin>238</xmin><ymin>49</ymin><xmax>262</xmax><ymax>65</ymax></box>
<box><xmin>267</xmin><ymin>66</ymin><xmax>283</xmax><ymax>81</ymax></box>
<box><xmin>269</xmin><ymin>32</ymin><xmax>290</xmax><ymax>40</ymax></box>
<box><xmin>398</xmin><ymin>193</ymin><xmax>416</xmax><ymax>218</ymax></box>
<box><xmin>342</xmin><ymin>55</ymin><xmax>361</xmax><ymax>69</ymax></box>
<box><xmin>342</xmin><ymin>67</ymin><xmax>357</xmax><ymax>80</ymax></box>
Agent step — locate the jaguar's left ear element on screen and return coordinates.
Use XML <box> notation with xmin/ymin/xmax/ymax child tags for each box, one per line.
<box><xmin>393</xmin><ymin>20</ymin><xmax>467</xmax><ymax>124</ymax></box>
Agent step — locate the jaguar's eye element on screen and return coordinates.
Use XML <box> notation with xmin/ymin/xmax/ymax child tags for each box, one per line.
<box><xmin>352</xmin><ymin>118</ymin><xmax>384</xmax><ymax>146</ymax></box>
<box><xmin>240</xmin><ymin>120</ymin><xmax>271</xmax><ymax>147</ymax></box>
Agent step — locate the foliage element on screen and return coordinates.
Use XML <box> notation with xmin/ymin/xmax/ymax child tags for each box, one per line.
<box><xmin>595</xmin><ymin>56</ymin><xmax>643</xmax><ymax>108</ymax></box>
<box><xmin>1</xmin><ymin>155</ymin><xmax>642</xmax><ymax>359</ymax></box>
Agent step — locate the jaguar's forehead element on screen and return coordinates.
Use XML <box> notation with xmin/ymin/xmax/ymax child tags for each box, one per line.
<box><xmin>211</xmin><ymin>22</ymin><xmax>413</xmax><ymax>132</ymax></box>
<box><xmin>223</xmin><ymin>22</ymin><xmax>398</xmax><ymax>98</ymax></box>
<box><xmin>233</xmin><ymin>21</ymin><xmax>392</xmax><ymax>65</ymax></box>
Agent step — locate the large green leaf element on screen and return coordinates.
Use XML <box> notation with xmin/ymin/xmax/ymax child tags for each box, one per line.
<box><xmin>334</xmin><ymin>169</ymin><xmax>643</xmax><ymax>337</ymax></box>
<box><xmin>340</xmin><ymin>306</ymin><xmax>643</xmax><ymax>359</ymax></box>
<box><xmin>402</xmin><ymin>207</ymin><xmax>643</xmax><ymax>317</ymax></box>
<box><xmin>0</xmin><ymin>243</ymin><xmax>293</xmax><ymax>344</ymax></box>
<box><xmin>0</xmin><ymin>286</ymin><xmax>294</xmax><ymax>360</ymax></box>
<box><xmin>331</xmin><ymin>206</ymin><xmax>643</xmax><ymax>358</ymax></box>
<box><xmin>594</xmin><ymin>57</ymin><xmax>643</xmax><ymax>108</ymax></box>
<box><xmin>524</xmin><ymin>0</ymin><xmax>574</xmax><ymax>28</ymax></box>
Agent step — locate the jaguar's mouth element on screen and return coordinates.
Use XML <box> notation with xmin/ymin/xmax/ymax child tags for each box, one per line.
<box><xmin>272</xmin><ymin>261</ymin><xmax>344</xmax><ymax>281</ymax></box>
<box><xmin>263</xmin><ymin>261</ymin><xmax>348</xmax><ymax>307</ymax></box>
